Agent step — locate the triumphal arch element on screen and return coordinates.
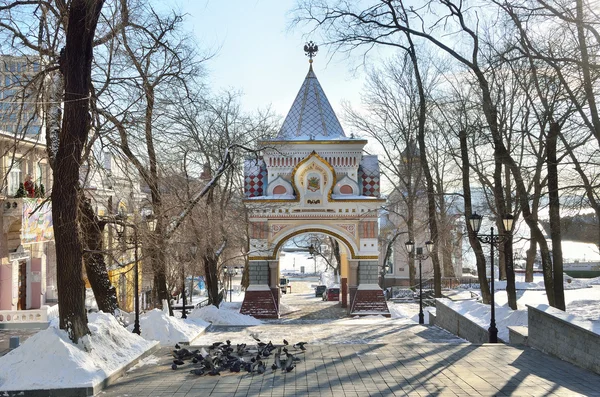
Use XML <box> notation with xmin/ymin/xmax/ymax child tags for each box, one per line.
<box><xmin>240</xmin><ymin>45</ymin><xmax>389</xmax><ymax>318</ymax></box>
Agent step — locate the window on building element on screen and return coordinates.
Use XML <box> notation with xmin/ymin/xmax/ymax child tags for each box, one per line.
<box><xmin>387</xmin><ymin>246</ymin><xmax>395</xmax><ymax>275</ymax></box>
<box><xmin>103</xmin><ymin>151</ymin><xmax>112</xmax><ymax>171</ymax></box>
<box><xmin>7</xmin><ymin>161</ymin><xmax>22</xmax><ymax>196</ymax></box>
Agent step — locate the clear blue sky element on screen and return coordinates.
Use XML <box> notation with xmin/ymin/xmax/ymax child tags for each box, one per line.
<box><xmin>176</xmin><ymin>0</ymin><xmax>367</xmax><ymax>125</ymax></box>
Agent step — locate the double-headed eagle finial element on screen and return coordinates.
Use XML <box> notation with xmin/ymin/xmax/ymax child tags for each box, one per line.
<box><xmin>304</xmin><ymin>41</ymin><xmax>318</xmax><ymax>64</ymax></box>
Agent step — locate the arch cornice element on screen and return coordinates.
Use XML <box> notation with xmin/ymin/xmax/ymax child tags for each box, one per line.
<box><xmin>248</xmin><ymin>224</ymin><xmax>378</xmax><ymax>261</ymax></box>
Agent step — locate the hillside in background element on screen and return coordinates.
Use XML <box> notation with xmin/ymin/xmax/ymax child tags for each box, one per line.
<box><xmin>540</xmin><ymin>213</ymin><xmax>599</xmax><ymax>244</ymax></box>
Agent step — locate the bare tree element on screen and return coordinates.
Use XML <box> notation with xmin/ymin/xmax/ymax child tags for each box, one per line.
<box><xmin>293</xmin><ymin>0</ymin><xmax>560</xmax><ymax>306</ymax></box>
<box><xmin>344</xmin><ymin>56</ymin><xmax>428</xmax><ymax>287</ymax></box>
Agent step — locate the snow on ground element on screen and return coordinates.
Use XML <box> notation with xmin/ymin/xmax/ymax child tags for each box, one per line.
<box><xmin>441</xmin><ymin>299</ymin><xmax>528</xmax><ymax>342</ymax></box>
<box><xmin>126</xmin><ymin>354</ymin><xmax>160</xmax><ymax>373</ymax></box>
<box><xmin>0</xmin><ymin>312</ymin><xmax>157</xmax><ymax>392</ymax></box>
<box><xmin>128</xmin><ymin>309</ymin><xmax>210</xmax><ymax>346</ymax></box>
<box><xmin>279</xmin><ymin>302</ymin><xmax>300</xmax><ymax>315</ymax></box>
<box><xmin>388</xmin><ymin>301</ymin><xmax>417</xmax><ymax>320</ymax></box>
<box><xmin>187</xmin><ymin>301</ymin><xmax>263</xmax><ymax>326</ymax></box>
<box><xmin>445</xmin><ymin>274</ymin><xmax>600</xmax><ymax>341</ymax></box>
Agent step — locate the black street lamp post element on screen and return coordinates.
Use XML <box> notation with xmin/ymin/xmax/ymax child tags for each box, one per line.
<box><xmin>469</xmin><ymin>212</ymin><xmax>514</xmax><ymax>343</ymax></box>
<box><xmin>181</xmin><ymin>260</ymin><xmax>187</xmax><ymax>319</ymax></box>
<box><xmin>180</xmin><ymin>243</ymin><xmax>197</xmax><ymax>319</ymax></box>
<box><xmin>308</xmin><ymin>244</ymin><xmax>317</xmax><ymax>273</ymax></box>
<box><xmin>405</xmin><ymin>240</ymin><xmax>434</xmax><ymax>325</ymax></box>
<box><xmin>132</xmin><ymin>225</ymin><xmax>140</xmax><ymax>333</ymax></box>
<box><xmin>189</xmin><ymin>243</ymin><xmax>198</xmax><ymax>306</ymax></box>
<box><xmin>224</xmin><ymin>267</ymin><xmax>239</xmax><ymax>302</ymax></box>
<box><xmin>115</xmin><ymin>212</ymin><xmax>156</xmax><ymax>335</ymax></box>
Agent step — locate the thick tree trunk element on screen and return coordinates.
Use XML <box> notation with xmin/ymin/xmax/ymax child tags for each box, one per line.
<box><xmin>79</xmin><ymin>196</ymin><xmax>118</xmax><ymax>314</ymax></box>
<box><xmin>204</xmin><ymin>255</ymin><xmax>220</xmax><ymax>307</ymax></box>
<box><xmin>475</xmin><ymin>70</ymin><xmax>555</xmax><ymax>307</ymax></box>
<box><xmin>439</xmin><ymin>216</ymin><xmax>456</xmax><ymax>279</ymax></box>
<box><xmin>460</xmin><ymin>130</ymin><xmax>491</xmax><ymax>303</ymax></box>
<box><xmin>154</xmin><ymin>233</ymin><xmax>172</xmax><ymax>315</ymax></box>
<box><xmin>525</xmin><ymin>239</ymin><xmax>537</xmax><ymax>282</ymax></box>
<box><xmin>548</xmin><ymin>122</ymin><xmax>565</xmax><ymax>310</ymax></box>
<box><xmin>504</xmin><ymin>237</ymin><xmax>517</xmax><ymax>309</ymax></box>
<box><xmin>407</xmin><ymin>209</ymin><xmax>416</xmax><ymax>287</ymax></box>
<box><xmin>52</xmin><ymin>0</ymin><xmax>105</xmax><ymax>343</ymax></box>
<box><xmin>503</xmin><ymin>162</ymin><xmax>517</xmax><ymax>310</ymax></box>
<box><xmin>406</xmin><ymin>37</ymin><xmax>442</xmax><ymax>297</ymax></box>
<box><xmin>494</xmin><ymin>156</ymin><xmax>506</xmax><ymax>282</ymax></box>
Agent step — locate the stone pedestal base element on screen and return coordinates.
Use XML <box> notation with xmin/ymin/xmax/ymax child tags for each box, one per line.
<box><xmin>350</xmin><ymin>285</ymin><xmax>390</xmax><ymax>317</ymax></box>
<box><xmin>240</xmin><ymin>287</ymin><xmax>279</xmax><ymax>319</ymax></box>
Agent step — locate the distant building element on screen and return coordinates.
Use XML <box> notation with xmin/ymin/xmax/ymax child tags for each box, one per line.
<box><xmin>81</xmin><ymin>149</ymin><xmax>149</xmax><ymax>312</ymax></box>
<box><xmin>380</xmin><ymin>140</ymin><xmax>463</xmax><ymax>288</ymax></box>
<box><xmin>0</xmin><ymin>55</ymin><xmax>43</xmax><ymax>138</ymax></box>
<box><xmin>0</xmin><ymin>131</ymin><xmax>54</xmax><ymax>325</ymax></box>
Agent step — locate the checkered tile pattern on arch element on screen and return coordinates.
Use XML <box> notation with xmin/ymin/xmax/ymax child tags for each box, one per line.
<box><xmin>244</xmin><ymin>158</ymin><xmax>268</xmax><ymax>198</ymax></box>
<box><xmin>359</xmin><ymin>155</ymin><xmax>380</xmax><ymax>197</ymax></box>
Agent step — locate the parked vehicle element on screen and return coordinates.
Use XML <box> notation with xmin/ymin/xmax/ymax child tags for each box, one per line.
<box><xmin>322</xmin><ymin>287</ymin><xmax>340</xmax><ymax>301</ymax></box>
<box><xmin>279</xmin><ymin>277</ymin><xmax>290</xmax><ymax>294</ymax></box>
<box><xmin>315</xmin><ymin>285</ymin><xmax>327</xmax><ymax>297</ymax></box>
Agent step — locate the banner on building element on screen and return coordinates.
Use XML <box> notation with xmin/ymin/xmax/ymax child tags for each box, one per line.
<box><xmin>21</xmin><ymin>198</ymin><xmax>54</xmax><ymax>244</ymax></box>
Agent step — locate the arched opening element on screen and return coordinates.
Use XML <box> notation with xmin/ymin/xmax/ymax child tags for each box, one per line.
<box><xmin>270</xmin><ymin>230</ymin><xmax>351</xmax><ymax>320</ymax></box>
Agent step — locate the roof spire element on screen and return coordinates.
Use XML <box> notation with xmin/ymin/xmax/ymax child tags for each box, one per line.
<box><xmin>304</xmin><ymin>41</ymin><xmax>318</xmax><ymax>65</ymax></box>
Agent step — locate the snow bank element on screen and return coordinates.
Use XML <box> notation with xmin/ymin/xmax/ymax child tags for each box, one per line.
<box><xmin>0</xmin><ymin>312</ymin><xmax>157</xmax><ymax>391</ymax></box>
<box><xmin>442</xmin><ymin>299</ymin><xmax>528</xmax><ymax>342</ymax></box>
<box><xmin>388</xmin><ymin>303</ymin><xmax>415</xmax><ymax>319</ymax></box>
<box><xmin>461</xmin><ymin>274</ymin><xmax>592</xmax><ymax>291</ymax></box>
<box><xmin>188</xmin><ymin>304</ymin><xmax>262</xmax><ymax>325</ymax></box>
<box><xmin>129</xmin><ymin>309</ymin><xmax>210</xmax><ymax>346</ymax></box>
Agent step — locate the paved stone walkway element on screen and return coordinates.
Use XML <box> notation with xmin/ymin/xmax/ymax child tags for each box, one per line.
<box><xmin>99</xmin><ymin>289</ymin><xmax>600</xmax><ymax>396</ymax></box>
<box><xmin>0</xmin><ymin>329</ymin><xmax>38</xmax><ymax>357</ymax></box>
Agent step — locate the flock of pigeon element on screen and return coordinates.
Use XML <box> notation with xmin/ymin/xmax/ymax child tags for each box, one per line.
<box><xmin>170</xmin><ymin>335</ymin><xmax>308</xmax><ymax>377</ymax></box>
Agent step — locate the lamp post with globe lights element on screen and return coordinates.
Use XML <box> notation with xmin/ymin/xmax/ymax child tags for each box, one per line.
<box><xmin>224</xmin><ymin>266</ymin><xmax>239</xmax><ymax>302</ymax></box>
<box><xmin>179</xmin><ymin>243</ymin><xmax>198</xmax><ymax>319</ymax></box>
<box><xmin>115</xmin><ymin>211</ymin><xmax>156</xmax><ymax>335</ymax></box>
<box><xmin>404</xmin><ymin>240</ymin><xmax>434</xmax><ymax>325</ymax></box>
<box><xmin>308</xmin><ymin>243</ymin><xmax>317</xmax><ymax>273</ymax></box>
<box><xmin>189</xmin><ymin>243</ymin><xmax>198</xmax><ymax>305</ymax></box>
<box><xmin>468</xmin><ymin>212</ymin><xmax>514</xmax><ymax>343</ymax></box>
<box><xmin>381</xmin><ymin>262</ymin><xmax>391</xmax><ymax>300</ymax></box>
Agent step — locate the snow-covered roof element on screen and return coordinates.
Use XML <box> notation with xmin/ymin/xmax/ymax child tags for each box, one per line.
<box><xmin>275</xmin><ymin>65</ymin><xmax>346</xmax><ymax>141</ymax></box>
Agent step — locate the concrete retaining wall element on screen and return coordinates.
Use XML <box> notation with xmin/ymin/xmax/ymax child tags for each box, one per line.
<box><xmin>527</xmin><ymin>304</ymin><xmax>600</xmax><ymax>375</ymax></box>
<box><xmin>435</xmin><ymin>298</ymin><xmax>501</xmax><ymax>343</ymax></box>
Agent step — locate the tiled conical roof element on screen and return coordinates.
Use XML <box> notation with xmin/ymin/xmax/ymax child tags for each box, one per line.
<box><xmin>276</xmin><ymin>65</ymin><xmax>346</xmax><ymax>140</ymax></box>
